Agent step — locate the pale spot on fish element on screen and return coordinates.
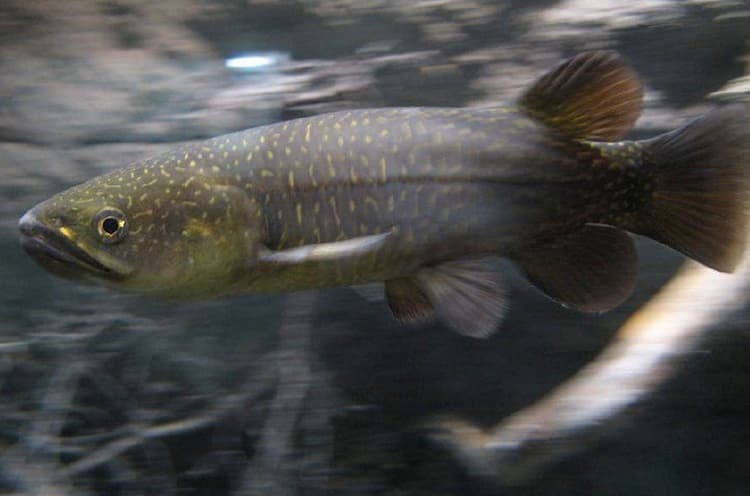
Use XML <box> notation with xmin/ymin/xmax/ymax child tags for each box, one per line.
<box><xmin>329</xmin><ymin>197</ymin><xmax>341</xmax><ymax>226</ymax></box>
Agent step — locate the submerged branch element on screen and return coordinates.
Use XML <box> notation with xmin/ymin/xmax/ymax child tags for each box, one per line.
<box><xmin>428</xmin><ymin>255</ymin><xmax>750</xmax><ymax>483</ymax></box>
<box><xmin>59</xmin><ymin>351</ymin><xmax>279</xmax><ymax>478</ymax></box>
<box><xmin>238</xmin><ymin>291</ymin><xmax>317</xmax><ymax>496</ymax></box>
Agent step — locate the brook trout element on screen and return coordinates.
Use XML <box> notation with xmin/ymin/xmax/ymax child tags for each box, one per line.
<box><xmin>18</xmin><ymin>52</ymin><xmax>750</xmax><ymax>337</ymax></box>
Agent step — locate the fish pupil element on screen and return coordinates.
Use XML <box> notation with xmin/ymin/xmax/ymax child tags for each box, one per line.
<box><xmin>102</xmin><ymin>217</ymin><xmax>119</xmax><ymax>235</ymax></box>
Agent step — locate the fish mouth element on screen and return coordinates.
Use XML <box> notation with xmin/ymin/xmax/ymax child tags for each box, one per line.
<box><xmin>18</xmin><ymin>211</ymin><xmax>124</xmax><ymax>281</ymax></box>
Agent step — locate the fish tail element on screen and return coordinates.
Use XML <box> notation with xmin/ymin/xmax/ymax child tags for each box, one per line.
<box><xmin>634</xmin><ymin>103</ymin><xmax>750</xmax><ymax>272</ymax></box>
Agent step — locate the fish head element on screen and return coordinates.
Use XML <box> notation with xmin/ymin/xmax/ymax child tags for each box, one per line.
<box><xmin>19</xmin><ymin>164</ymin><xmax>261</xmax><ymax>297</ymax></box>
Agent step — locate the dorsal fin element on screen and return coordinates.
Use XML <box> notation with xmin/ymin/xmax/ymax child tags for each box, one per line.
<box><xmin>520</xmin><ymin>51</ymin><xmax>643</xmax><ymax>141</ymax></box>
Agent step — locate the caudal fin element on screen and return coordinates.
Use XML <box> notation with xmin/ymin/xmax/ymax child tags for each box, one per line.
<box><xmin>638</xmin><ymin>104</ymin><xmax>750</xmax><ymax>272</ymax></box>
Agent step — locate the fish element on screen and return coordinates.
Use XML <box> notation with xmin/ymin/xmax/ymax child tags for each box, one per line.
<box><xmin>18</xmin><ymin>51</ymin><xmax>750</xmax><ymax>338</ymax></box>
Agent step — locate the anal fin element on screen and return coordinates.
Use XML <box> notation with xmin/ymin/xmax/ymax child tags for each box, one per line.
<box><xmin>517</xmin><ymin>225</ymin><xmax>637</xmax><ymax>312</ymax></box>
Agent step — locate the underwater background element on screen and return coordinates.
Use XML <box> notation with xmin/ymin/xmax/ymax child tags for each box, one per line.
<box><xmin>1</xmin><ymin>1</ymin><xmax>749</xmax><ymax>494</ymax></box>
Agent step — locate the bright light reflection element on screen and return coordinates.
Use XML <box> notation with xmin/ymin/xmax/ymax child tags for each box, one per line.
<box><xmin>225</xmin><ymin>53</ymin><xmax>282</xmax><ymax>70</ymax></box>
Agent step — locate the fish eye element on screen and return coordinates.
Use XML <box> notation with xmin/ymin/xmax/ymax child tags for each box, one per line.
<box><xmin>94</xmin><ymin>208</ymin><xmax>128</xmax><ymax>244</ymax></box>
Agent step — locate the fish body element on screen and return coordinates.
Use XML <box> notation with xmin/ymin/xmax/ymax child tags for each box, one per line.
<box><xmin>19</xmin><ymin>52</ymin><xmax>750</xmax><ymax>337</ymax></box>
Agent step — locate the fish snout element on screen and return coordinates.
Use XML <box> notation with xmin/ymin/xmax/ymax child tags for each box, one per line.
<box><xmin>18</xmin><ymin>208</ymin><xmax>43</xmax><ymax>238</ymax></box>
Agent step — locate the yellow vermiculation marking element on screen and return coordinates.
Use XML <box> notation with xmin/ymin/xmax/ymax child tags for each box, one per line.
<box><xmin>285</xmin><ymin>146</ymin><xmax>292</xmax><ymax>156</ymax></box>
<box><xmin>246</xmin><ymin>152</ymin><xmax>253</xmax><ymax>161</ymax></box>
<box><xmin>296</xmin><ymin>203</ymin><xmax>303</xmax><ymax>225</ymax></box>
<box><xmin>360</xmin><ymin>155</ymin><xmax>369</xmax><ymax>167</ymax></box>
<box><xmin>305</xmin><ymin>123</ymin><xmax>312</xmax><ymax>143</ymax></box>
<box><xmin>380</xmin><ymin>157</ymin><xmax>388</xmax><ymax>182</ymax></box>
<box><xmin>190</xmin><ymin>160</ymin><xmax>197</xmax><ymax>168</ymax></box>
<box><xmin>308</xmin><ymin>164</ymin><xmax>318</xmax><ymax>186</ymax></box>
<box><xmin>349</xmin><ymin>168</ymin><xmax>359</xmax><ymax>183</ymax></box>
<box><xmin>380</xmin><ymin>129</ymin><xmax>389</xmax><ymax>138</ymax></box>
<box><xmin>329</xmin><ymin>197</ymin><xmax>341</xmax><ymax>226</ymax></box>
<box><xmin>364</xmin><ymin>135</ymin><xmax>372</xmax><ymax>144</ymax></box>
<box><xmin>261</xmin><ymin>169</ymin><xmax>275</xmax><ymax>178</ymax></box>
<box><xmin>349</xmin><ymin>199</ymin><xmax>356</xmax><ymax>213</ymax></box>
<box><xmin>364</xmin><ymin>196</ymin><xmax>379</xmax><ymax>212</ymax></box>
<box><xmin>401</xmin><ymin>122</ymin><xmax>413</xmax><ymax>139</ymax></box>
<box><xmin>288</xmin><ymin>171</ymin><xmax>295</xmax><ymax>188</ymax></box>
<box><xmin>132</xmin><ymin>209</ymin><xmax>153</xmax><ymax>220</ymax></box>
<box><xmin>266</xmin><ymin>150</ymin><xmax>274</xmax><ymax>160</ymax></box>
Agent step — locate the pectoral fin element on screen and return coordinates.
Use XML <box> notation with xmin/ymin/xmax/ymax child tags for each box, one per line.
<box><xmin>259</xmin><ymin>231</ymin><xmax>391</xmax><ymax>264</ymax></box>
<box><xmin>517</xmin><ymin>225</ymin><xmax>637</xmax><ymax>312</ymax></box>
<box><xmin>386</xmin><ymin>257</ymin><xmax>507</xmax><ymax>339</ymax></box>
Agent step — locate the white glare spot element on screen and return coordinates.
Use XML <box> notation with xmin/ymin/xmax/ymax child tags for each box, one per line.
<box><xmin>225</xmin><ymin>53</ymin><xmax>288</xmax><ymax>71</ymax></box>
